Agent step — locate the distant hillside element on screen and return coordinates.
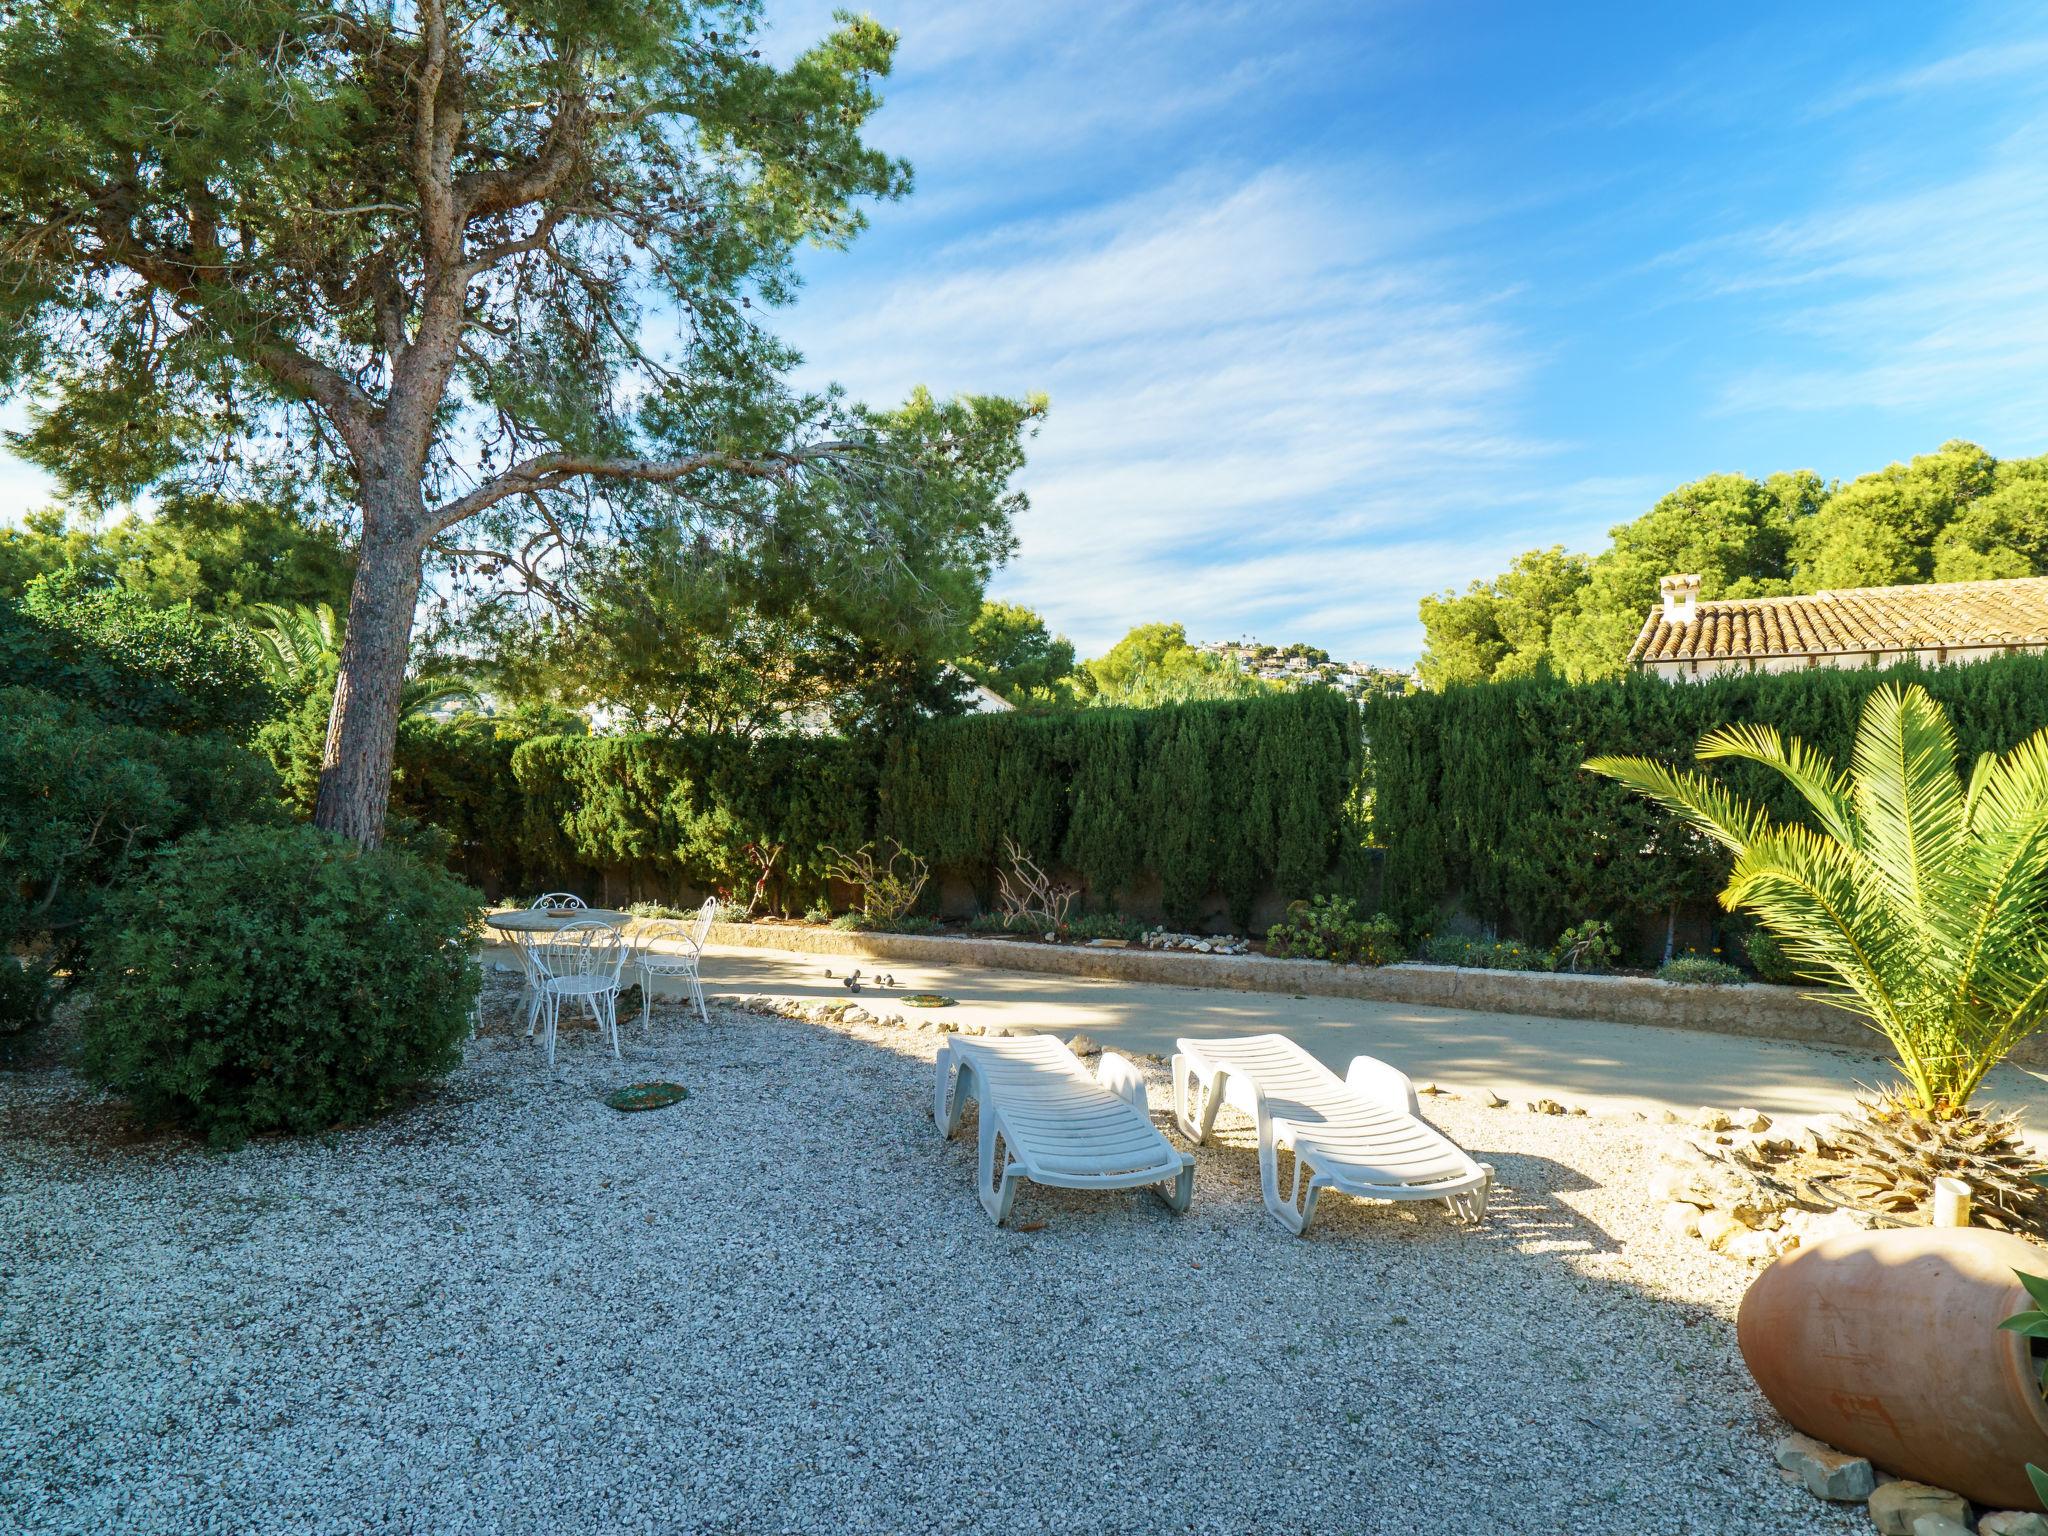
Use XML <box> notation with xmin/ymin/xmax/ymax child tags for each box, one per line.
<box><xmin>1194</xmin><ymin>638</ymin><xmax>1418</xmax><ymax>698</ymax></box>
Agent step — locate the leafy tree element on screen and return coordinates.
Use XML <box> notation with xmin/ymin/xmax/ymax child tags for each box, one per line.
<box><xmin>445</xmin><ymin>390</ymin><xmax>1012</xmax><ymax>735</ymax></box>
<box><xmin>1075</xmin><ymin>623</ymin><xmax>1270</xmax><ymax>707</ymax></box>
<box><xmin>1791</xmin><ymin>440</ymin><xmax>1997</xmax><ymax>590</ymax></box>
<box><xmin>1</xmin><ymin>573</ymin><xmax>276</xmax><ymax>737</ymax></box>
<box><xmin>1548</xmin><ymin>471</ymin><xmax>1816</xmax><ymax>683</ymax></box>
<box><xmin>0</xmin><ymin>1</ymin><xmax>1037</xmax><ymax>844</ymax></box>
<box><xmin>956</xmin><ymin>601</ymin><xmax>1076</xmax><ymax>703</ymax></box>
<box><xmin>1931</xmin><ymin>457</ymin><xmax>2048</xmax><ymax>582</ymax></box>
<box><xmin>0</xmin><ymin>493</ymin><xmax>352</xmax><ymax>614</ymax></box>
<box><xmin>1417</xmin><ymin>545</ymin><xmax>1588</xmax><ymax>688</ymax></box>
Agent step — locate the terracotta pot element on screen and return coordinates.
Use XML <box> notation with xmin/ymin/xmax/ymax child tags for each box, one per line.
<box><xmin>1738</xmin><ymin>1226</ymin><xmax>2048</xmax><ymax>1509</ymax></box>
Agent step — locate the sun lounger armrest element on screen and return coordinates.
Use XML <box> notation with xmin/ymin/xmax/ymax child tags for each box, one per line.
<box><xmin>1096</xmin><ymin>1051</ymin><xmax>1150</xmax><ymax>1115</ymax></box>
<box><xmin>1345</xmin><ymin>1054</ymin><xmax>1420</xmax><ymax>1118</ymax></box>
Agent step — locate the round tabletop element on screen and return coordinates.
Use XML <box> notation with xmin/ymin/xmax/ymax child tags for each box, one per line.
<box><xmin>485</xmin><ymin>908</ymin><xmax>633</xmax><ymax>934</ymax></box>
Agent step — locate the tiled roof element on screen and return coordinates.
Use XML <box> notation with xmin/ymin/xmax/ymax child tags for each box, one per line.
<box><xmin>1628</xmin><ymin>575</ymin><xmax>2048</xmax><ymax>666</ymax></box>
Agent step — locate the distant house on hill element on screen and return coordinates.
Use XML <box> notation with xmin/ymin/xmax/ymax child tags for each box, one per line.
<box><xmin>1629</xmin><ymin>572</ymin><xmax>2048</xmax><ymax>682</ymax></box>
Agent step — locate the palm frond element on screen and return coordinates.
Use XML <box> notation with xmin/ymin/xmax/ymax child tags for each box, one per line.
<box><xmin>1582</xmin><ymin>754</ymin><xmax>1769</xmax><ymax>855</ymax></box>
<box><xmin>1695</xmin><ymin>721</ymin><xmax>1858</xmax><ymax>845</ymax></box>
<box><xmin>1848</xmin><ymin>684</ymin><xmax>1969</xmax><ymax>933</ymax></box>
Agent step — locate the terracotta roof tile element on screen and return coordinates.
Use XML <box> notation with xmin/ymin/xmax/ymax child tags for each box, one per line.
<box><xmin>1627</xmin><ymin>575</ymin><xmax>2048</xmax><ymax>666</ymax></box>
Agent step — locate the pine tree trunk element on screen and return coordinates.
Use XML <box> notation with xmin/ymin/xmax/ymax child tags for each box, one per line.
<box><xmin>313</xmin><ymin>477</ymin><xmax>427</xmax><ymax>848</ymax></box>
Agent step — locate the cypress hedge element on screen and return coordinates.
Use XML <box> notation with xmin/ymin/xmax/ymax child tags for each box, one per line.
<box><xmin>876</xmin><ymin>689</ymin><xmax>1362</xmax><ymax>925</ymax></box>
<box><xmin>388</xmin><ymin>687</ymin><xmax>1364</xmax><ymax>922</ymax></box>
<box><xmin>1361</xmin><ymin>652</ymin><xmax>2048</xmax><ymax>943</ymax></box>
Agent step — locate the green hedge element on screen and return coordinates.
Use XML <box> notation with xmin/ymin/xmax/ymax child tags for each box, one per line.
<box><xmin>509</xmin><ymin>731</ymin><xmax>875</xmax><ymax>905</ymax></box>
<box><xmin>877</xmin><ymin>689</ymin><xmax>1362</xmax><ymax>925</ymax></box>
<box><xmin>395</xmin><ymin>688</ymin><xmax>1362</xmax><ymax>923</ymax></box>
<box><xmin>1362</xmin><ymin>653</ymin><xmax>2048</xmax><ymax>943</ymax></box>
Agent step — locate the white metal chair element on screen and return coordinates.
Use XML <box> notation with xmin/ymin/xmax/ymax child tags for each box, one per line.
<box><xmin>515</xmin><ymin>893</ymin><xmax>589</xmax><ymax>1035</ymax></box>
<box><xmin>631</xmin><ymin>898</ymin><xmax>717</xmax><ymax>1031</ymax></box>
<box><xmin>1172</xmin><ymin>1033</ymin><xmax>1492</xmax><ymax>1236</ymax></box>
<box><xmin>533</xmin><ymin>919</ymin><xmax>626</xmax><ymax>1067</ymax></box>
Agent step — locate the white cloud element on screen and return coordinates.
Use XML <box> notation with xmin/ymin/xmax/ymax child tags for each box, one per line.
<box><xmin>788</xmin><ymin>165</ymin><xmax>1558</xmax><ymax>660</ymax></box>
<box><xmin>1688</xmin><ymin>124</ymin><xmax>2048</xmax><ymax>442</ymax></box>
<box><xmin>1816</xmin><ymin>34</ymin><xmax>2048</xmax><ymax>115</ymax></box>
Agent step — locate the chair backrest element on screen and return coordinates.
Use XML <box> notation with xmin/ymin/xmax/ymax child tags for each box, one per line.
<box><xmin>689</xmin><ymin>897</ymin><xmax>718</xmax><ymax>948</ymax></box>
<box><xmin>532</xmin><ymin>891</ymin><xmax>587</xmax><ymax>912</ymax></box>
<box><xmin>538</xmin><ymin>919</ymin><xmax>624</xmax><ymax>982</ymax></box>
<box><xmin>634</xmin><ymin>919</ymin><xmax>696</xmax><ymax>972</ymax></box>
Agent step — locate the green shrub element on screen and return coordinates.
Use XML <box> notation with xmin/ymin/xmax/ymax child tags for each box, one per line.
<box><xmin>0</xmin><ymin>686</ymin><xmax>280</xmax><ymax>1009</ymax></box>
<box><xmin>0</xmin><ymin>957</ymin><xmax>51</xmax><ymax>1033</ymax></box>
<box><xmin>969</xmin><ymin>911</ymin><xmax>1045</xmax><ymax>937</ymax></box>
<box><xmin>1265</xmin><ymin>896</ymin><xmax>1403</xmax><ymax>966</ymax></box>
<box><xmin>966</xmin><ymin>909</ymin><xmax>1147</xmax><ymax>942</ymax></box>
<box><xmin>1657</xmin><ymin>955</ymin><xmax>1747</xmax><ymax>986</ymax></box>
<box><xmin>1551</xmin><ymin>918</ymin><xmax>1620</xmax><ymax>974</ymax></box>
<box><xmin>80</xmin><ymin>825</ymin><xmax>482</xmax><ymax>1147</ymax></box>
<box><xmin>1</xmin><ymin>576</ymin><xmax>276</xmax><ymax>738</ymax></box>
<box><xmin>1743</xmin><ymin>927</ymin><xmax>1803</xmax><ymax>985</ymax></box>
<box><xmin>1418</xmin><ymin>934</ymin><xmax>1551</xmax><ymax>970</ymax></box>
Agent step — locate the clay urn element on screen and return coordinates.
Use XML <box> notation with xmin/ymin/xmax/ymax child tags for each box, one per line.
<box><xmin>1738</xmin><ymin>1226</ymin><xmax>2048</xmax><ymax>1509</ymax></box>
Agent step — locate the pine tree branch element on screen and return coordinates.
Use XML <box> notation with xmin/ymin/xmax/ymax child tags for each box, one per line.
<box><xmin>426</xmin><ymin>443</ymin><xmax>860</xmax><ymax>533</ymax></box>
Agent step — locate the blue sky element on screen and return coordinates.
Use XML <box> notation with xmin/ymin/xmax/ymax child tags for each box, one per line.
<box><xmin>760</xmin><ymin>0</ymin><xmax>2048</xmax><ymax>661</ymax></box>
<box><xmin>6</xmin><ymin>1</ymin><xmax>2046</xmax><ymax>664</ymax></box>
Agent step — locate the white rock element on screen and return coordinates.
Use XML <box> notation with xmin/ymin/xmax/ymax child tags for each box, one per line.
<box><xmin>1980</xmin><ymin>1512</ymin><xmax>2048</xmax><ymax>1536</ymax></box>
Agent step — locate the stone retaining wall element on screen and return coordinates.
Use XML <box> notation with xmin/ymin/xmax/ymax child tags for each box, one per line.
<box><xmin>699</xmin><ymin>921</ymin><xmax>2048</xmax><ymax>1066</ymax></box>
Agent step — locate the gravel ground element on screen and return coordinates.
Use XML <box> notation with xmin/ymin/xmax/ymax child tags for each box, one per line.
<box><xmin>1</xmin><ymin>984</ymin><xmax>1859</xmax><ymax>1535</ymax></box>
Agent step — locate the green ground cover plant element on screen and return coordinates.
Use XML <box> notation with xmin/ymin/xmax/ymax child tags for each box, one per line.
<box><xmin>1264</xmin><ymin>897</ymin><xmax>1403</xmax><ymax>966</ymax></box>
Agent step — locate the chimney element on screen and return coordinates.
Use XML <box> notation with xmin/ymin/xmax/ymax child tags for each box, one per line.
<box><xmin>1659</xmin><ymin>573</ymin><xmax>1702</xmax><ymax>624</ymax></box>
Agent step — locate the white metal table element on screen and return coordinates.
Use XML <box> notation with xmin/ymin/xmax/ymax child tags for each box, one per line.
<box><xmin>485</xmin><ymin>907</ymin><xmax>633</xmax><ymax>1035</ymax></box>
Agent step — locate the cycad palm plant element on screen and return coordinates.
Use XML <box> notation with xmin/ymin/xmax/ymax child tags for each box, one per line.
<box><xmin>1588</xmin><ymin>683</ymin><xmax>2048</xmax><ymax>1226</ymax></box>
<box><xmin>247</xmin><ymin>602</ymin><xmax>478</xmax><ymax>718</ymax></box>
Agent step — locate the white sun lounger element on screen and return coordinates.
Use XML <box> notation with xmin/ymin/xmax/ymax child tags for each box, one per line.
<box><xmin>1171</xmin><ymin>1033</ymin><xmax>1493</xmax><ymax>1236</ymax></box>
<box><xmin>933</xmin><ymin>1035</ymin><xmax>1196</xmax><ymax>1225</ymax></box>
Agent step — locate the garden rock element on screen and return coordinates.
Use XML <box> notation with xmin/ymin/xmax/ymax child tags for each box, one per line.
<box><xmin>1140</xmin><ymin>929</ymin><xmax>1250</xmax><ymax>956</ymax></box>
<box><xmin>1870</xmin><ymin>1482</ymin><xmax>1971</xmax><ymax>1535</ymax></box>
<box><xmin>1911</xmin><ymin>1520</ymin><xmax>1975</xmax><ymax>1536</ymax></box>
<box><xmin>1067</xmin><ymin>1033</ymin><xmax>1100</xmax><ymax>1056</ymax></box>
<box><xmin>1694</xmin><ymin>1107</ymin><xmax>1734</xmax><ymax>1132</ymax></box>
<box><xmin>1981</xmin><ymin>1513</ymin><xmax>2048</xmax><ymax>1536</ymax></box>
<box><xmin>1660</xmin><ymin>1202</ymin><xmax>1702</xmax><ymax>1238</ymax></box>
<box><xmin>1774</xmin><ymin>1432</ymin><xmax>1876</xmax><ymax>1501</ymax></box>
<box><xmin>1529</xmin><ymin>1098</ymin><xmax>1566</xmax><ymax>1116</ymax></box>
<box><xmin>1697</xmin><ymin>1209</ymin><xmax>1746</xmax><ymax>1251</ymax></box>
